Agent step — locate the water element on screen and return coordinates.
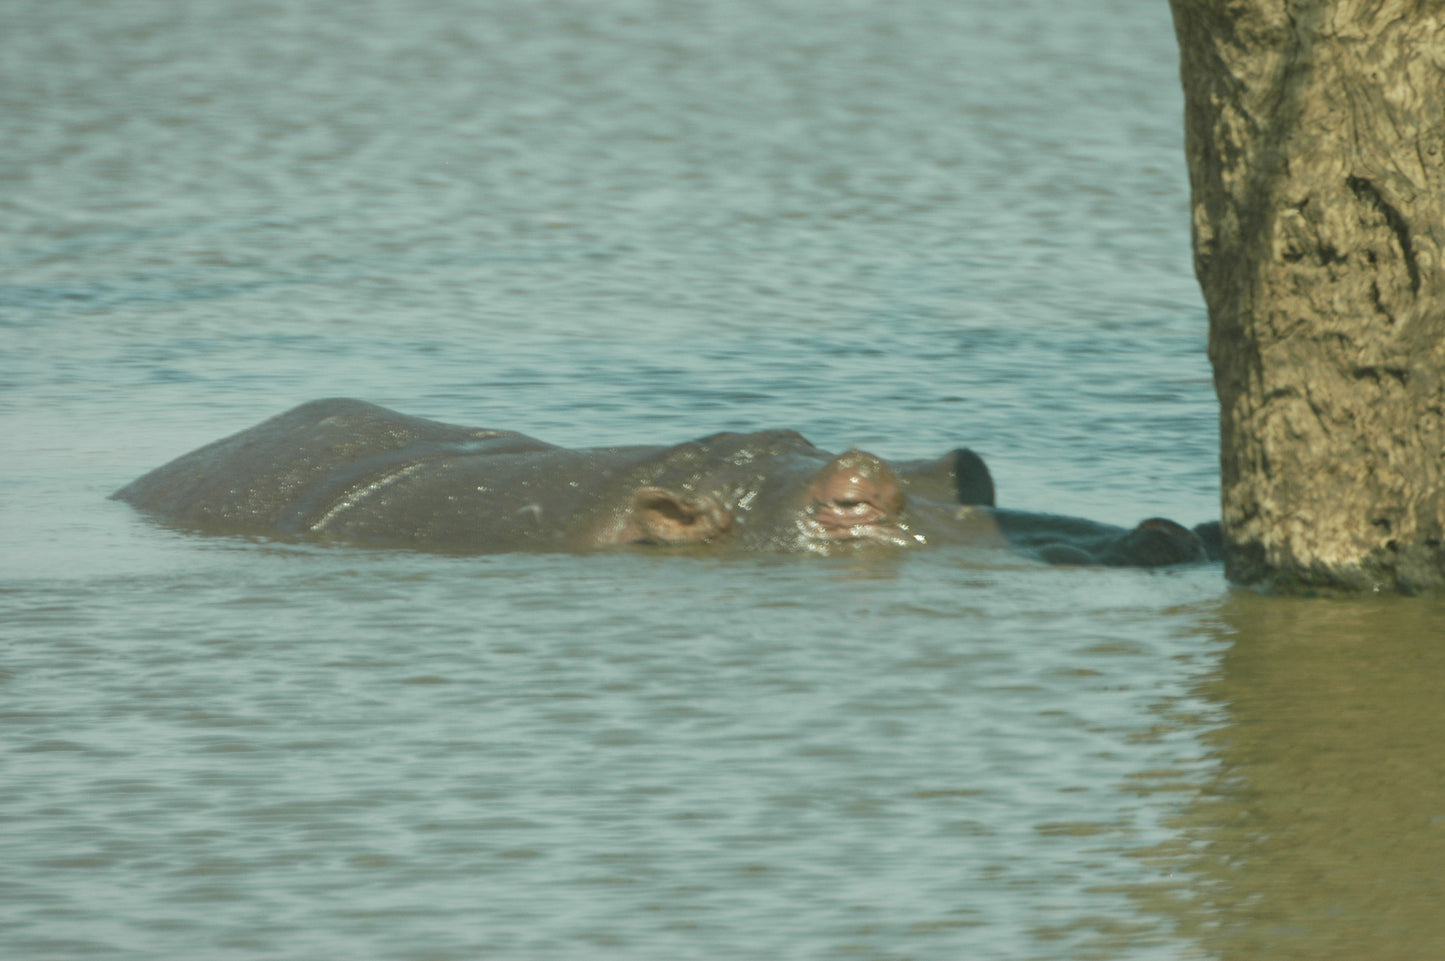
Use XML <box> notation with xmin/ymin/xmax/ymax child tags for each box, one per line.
<box><xmin>2</xmin><ymin>1</ymin><xmax>1441</xmax><ymax>958</ymax></box>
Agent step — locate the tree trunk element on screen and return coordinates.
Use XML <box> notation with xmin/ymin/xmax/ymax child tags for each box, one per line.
<box><xmin>1169</xmin><ymin>0</ymin><xmax>1445</xmax><ymax>593</ymax></box>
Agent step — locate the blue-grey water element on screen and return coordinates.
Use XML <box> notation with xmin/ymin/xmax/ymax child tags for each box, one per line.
<box><xmin>4</xmin><ymin>2</ymin><xmax>1443</xmax><ymax>959</ymax></box>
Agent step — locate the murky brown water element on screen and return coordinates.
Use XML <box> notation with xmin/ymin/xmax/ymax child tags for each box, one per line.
<box><xmin>1133</xmin><ymin>596</ymin><xmax>1445</xmax><ymax>961</ymax></box>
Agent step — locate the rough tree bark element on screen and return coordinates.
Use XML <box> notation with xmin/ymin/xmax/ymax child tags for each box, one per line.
<box><xmin>1169</xmin><ymin>1</ymin><xmax>1445</xmax><ymax>592</ymax></box>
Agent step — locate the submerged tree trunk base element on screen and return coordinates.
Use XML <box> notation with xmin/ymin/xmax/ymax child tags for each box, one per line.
<box><xmin>1170</xmin><ymin>1</ymin><xmax>1445</xmax><ymax>594</ymax></box>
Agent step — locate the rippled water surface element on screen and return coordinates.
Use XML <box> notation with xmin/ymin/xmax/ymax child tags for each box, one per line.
<box><xmin>5</xmin><ymin>2</ymin><xmax>1443</xmax><ymax>959</ymax></box>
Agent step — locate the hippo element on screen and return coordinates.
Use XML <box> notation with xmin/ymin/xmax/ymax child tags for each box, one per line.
<box><xmin>112</xmin><ymin>398</ymin><xmax>1219</xmax><ymax>567</ymax></box>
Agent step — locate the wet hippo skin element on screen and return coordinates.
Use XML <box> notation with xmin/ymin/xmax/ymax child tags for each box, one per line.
<box><xmin>113</xmin><ymin>399</ymin><xmax>1217</xmax><ymax>567</ymax></box>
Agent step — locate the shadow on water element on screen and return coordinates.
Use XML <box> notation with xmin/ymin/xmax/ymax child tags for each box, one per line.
<box><xmin>1132</xmin><ymin>592</ymin><xmax>1445</xmax><ymax>960</ymax></box>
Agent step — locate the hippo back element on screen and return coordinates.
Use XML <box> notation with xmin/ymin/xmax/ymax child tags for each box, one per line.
<box><xmin>112</xmin><ymin>398</ymin><xmax>551</xmax><ymax>536</ymax></box>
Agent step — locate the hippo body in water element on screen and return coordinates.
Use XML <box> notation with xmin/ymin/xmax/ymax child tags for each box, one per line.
<box><xmin>113</xmin><ymin>399</ymin><xmax>1217</xmax><ymax>567</ymax></box>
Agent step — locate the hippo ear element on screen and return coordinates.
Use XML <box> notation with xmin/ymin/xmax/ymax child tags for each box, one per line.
<box><xmin>951</xmin><ymin>449</ymin><xmax>995</xmax><ymax>507</ymax></box>
<box><xmin>629</xmin><ymin>487</ymin><xmax>731</xmax><ymax>545</ymax></box>
<box><xmin>896</xmin><ymin>448</ymin><xmax>995</xmax><ymax>507</ymax></box>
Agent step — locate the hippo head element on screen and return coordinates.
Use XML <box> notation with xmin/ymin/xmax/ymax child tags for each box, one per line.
<box><xmin>605</xmin><ymin>433</ymin><xmax>995</xmax><ymax>555</ymax></box>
